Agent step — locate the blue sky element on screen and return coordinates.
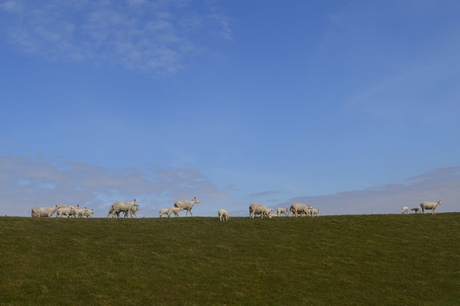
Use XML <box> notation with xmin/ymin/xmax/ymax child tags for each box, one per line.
<box><xmin>1</xmin><ymin>0</ymin><xmax>459</xmax><ymax>217</ymax></box>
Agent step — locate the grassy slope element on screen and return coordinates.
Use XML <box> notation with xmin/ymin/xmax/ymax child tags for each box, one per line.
<box><xmin>1</xmin><ymin>214</ymin><xmax>459</xmax><ymax>305</ymax></box>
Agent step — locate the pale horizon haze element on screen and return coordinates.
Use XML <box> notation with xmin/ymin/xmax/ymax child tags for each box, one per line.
<box><xmin>1</xmin><ymin>0</ymin><xmax>459</xmax><ymax>217</ymax></box>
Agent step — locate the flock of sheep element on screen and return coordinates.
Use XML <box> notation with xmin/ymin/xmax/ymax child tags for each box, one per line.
<box><xmin>401</xmin><ymin>200</ymin><xmax>442</xmax><ymax>214</ymax></box>
<box><xmin>27</xmin><ymin>197</ymin><xmax>442</xmax><ymax>219</ymax></box>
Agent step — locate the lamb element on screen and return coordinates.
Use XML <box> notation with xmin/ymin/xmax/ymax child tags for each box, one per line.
<box><xmin>167</xmin><ymin>207</ymin><xmax>183</xmax><ymax>218</ymax></box>
<box><xmin>56</xmin><ymin>206</ymin><xmax>76</xmax><ymax>218</ymax></box>
<box><xmin>83</xmin><ymin>208</ymin><xmax>94</xmax><ymax>218</ymax></box>
<box><xmin>74</xmin><ymin>207</ymin><xmax>87</xmax><ymax>218</ymax></box>
<box><xmin>420</xmin><ymin>201</ymin><xmax>441</xmax><ymax>214</ymax></box>
<box><xmin>127</xmin><ymin>206</ymin><xmax>140</xmax><ymax>218</ymax></box>
<box><xmin>411</xmin><ymin>207</ymin><xmax>422</xmax><ymax>214</ymax></box>
<box><xmin>218</xmin><ymin>209</ymin><xmax>229</xmax><ymax>221</ymax></box>
<box><xmin>174</xmin><ymin>197</ymin><xmax>200</xmax><ymax>217</ymax></box>
<box><xmin>401</xmin><ymin>206</ymin><xmax>409</xmax><ymax>214</ymax></box>
<box><xmin>276</xmin><ymin>207</ymin><xmax>289</xmax><ymax>217</ymax></box>
<box><xmin>310</xmin><ymin>208</ymin><xmax>319</xmax><ymax>216</ymax></box>
<box><xmin>264</xmin><ymin>208</ymin><xmax>274</xmax><ymax>218</ymax></box>
<box><xmin>158</xmin><ymin>208</ymin><xmax>169</xmax><ymax>218</ymax></box>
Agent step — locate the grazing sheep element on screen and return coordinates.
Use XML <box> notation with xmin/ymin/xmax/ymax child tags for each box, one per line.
<box><xmin>263</xmin><ymin>208</ymin><xmax>274</xmax><ymax>218</ymax></box>
<box><xmin>167</xmin><ymin>207</ymin><xmax>183</xmax><ymax>218</ymax></box>
<box><xmin>249</xmin><ymin>203</ymin><xmax>269</xmax><ymax>219</ymax></box>
<box><xmin>310</xmin><ymin>208</ymin><xmax>319</xmax><ymax>216</ymax></box>
<box><xmin>420</xmin><ymin>201</ymin><xmax>441</xmax><ymax>214</ymax></box>
<box><xmin>276</xmin><ymin>207</ymin><xmax>289</xmax><ymax>217</ymax></box>
<box><xmin>411</xmin><ymin>207</ymin><xmax>422</xmax><ymax>214</ymax></box>
<box><xmin>289</xmin><ymin>203</ymin><xmax>312</xmax><ymax>217</ymax></box>
<box><xmin>218</xmin><ymin>209</ymin><xmax>229</xmax><ymax>221</ymax></box>
<box><xmin>174</xmin><ymin>197</ymin><xmax>200</xmax><ymax>217</ymax></box>
<box><xmin>401</xmin><ymin>206</ymin><xmax>409</xmax><ymax>214</ymax></box>
<box><xmin>158</xmin><ymin>208</ymin><xmax>169</xmax><ymax>218</ymax></box>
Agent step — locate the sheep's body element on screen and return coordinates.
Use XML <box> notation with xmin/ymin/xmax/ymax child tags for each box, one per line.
<box><xmin>420</xmin><ymin>201</ymin><xmax>441</xmax><ymax>214</ymax></box>
<box><xmin>174</xmin><ymin>197</ymin><xmax>200</xmax><ymax>217</ymax></box>
<box><xmin>289</xmin><ymin>203</ymin><xmax>312</xmax><ymax>217</ymax></box>
<box><xmin>218</xmin><ymin>209</ymin><xmax>229</xmax><ymax>221</ymax></box>
<box><xmin>107</xmin><ymin>199</ymin><xmax>139</xmax><ymax>218</ymax></box>
<box><xmin>29</xmin><ymin>206</ymin><xmax>59</xmax><ymax>218</ymax></box>
<box><xmin>249</xmin><ymin>203</ymin><xmax>270</xmax><ymax>219</ymax></box>
<box><xmin>401</xmin><ymin>206</ymin><xmax>409</xmax><ymax>214</ymax></box>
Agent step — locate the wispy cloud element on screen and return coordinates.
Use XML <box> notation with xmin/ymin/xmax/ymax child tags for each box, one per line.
<box><xmin>0</xmin><ymin>0</ymin><xmax>232</xmax><ymax>74</ymax></box>
<box><xmin>0</xmin><ymin>154</ymin><xmax>228</xmax><ymax>217</ymax></box>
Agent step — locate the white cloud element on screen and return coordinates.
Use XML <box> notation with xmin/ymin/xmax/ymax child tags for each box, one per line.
<box><xmin>0</xmin><ymin>155</ymin><xmax>228</xmax><ymax>217</ymax></box>
<box><xmin>284</xmin><ymin>167</ymin><xmax>460</xmax><ymax>215</ymax></box>
<box><xmin>0</xmin><ymin>0</ymin><xmax>232</xmax><ymax>74</ymax></box>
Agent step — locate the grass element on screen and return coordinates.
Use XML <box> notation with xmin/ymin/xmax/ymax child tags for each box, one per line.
<box><xmin>0</xmin><ymin>214</ymin><xmax>459</xmax><ymax>305</ymax></box>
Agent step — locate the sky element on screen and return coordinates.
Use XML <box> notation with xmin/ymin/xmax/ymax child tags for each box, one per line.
<box><xmin>1</xmin><ymin>0</ymin><xmax>460</xmax><ymax>217</ymax></box>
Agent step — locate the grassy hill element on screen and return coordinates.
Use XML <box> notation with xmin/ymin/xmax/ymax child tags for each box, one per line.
<box><xmin>1</xmin><ymin>214</ymin><xmax>459</xmax><ymax>305</ymax></box>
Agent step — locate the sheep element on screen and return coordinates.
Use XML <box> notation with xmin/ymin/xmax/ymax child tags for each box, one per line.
<box><xmin>107</xmin><ymin>199</ymin><xmax>139</xmax><ymax>218</ymax></box>
<box><xmin>218</xmin><ymin>209</ymin><xmax>229</xmax><ymax>221</ymax></box>
<box><xmin>127</xmin><ymin>206</ymin><xmax>140</xmax><ymax>218</ymax></box>
<box><xmin>158</xmin><ymin>208</ymin><xmax>169</xmax><ymax>218</ymax></box>
<box><xmin>28</xmin><ymin>205</ymin><xmax>59</xmax><ymax>218</ymax></box>
<box><xmin>276</xmin><ymin>207</ymin><xmax>289</xmax><ymax>217</ymax></box>
<box><xmin>401</xmin><ymin>206</ymin><xmax>409</xmax><ymax>214</ymax></box>
<box><xmin>249</xmin><ymin>203</ymin><xmax>270</xmax><ymax>219</ymax></box>
<box><xmin>420</xmin><ymin>201</ymin><xmax>441</xmax><ymax>214</ymax></box>
<box><xmin>75</xmin><ymin>207</ymin><xmax>87</xmax><ymax>218</ymax></box>
<box><xmin>83</xmin><ymin>208</ymin><xmax>94</xmax><ymax>218</ymax></box>
<box><xmin>289</xmin><ymin>203</ymin><xmax>312</xmax><ymax>217</ymax></box>
<box><xmin>167</xmin><ymin>207</ymin><xmax>183</xmax><ymax>218</ymax></box>
<box><xmin>310</xmin><ymin>208</ymin><xmax>319</xmax><ymax>216</ymax></box>
<box><xmin>410</xmin><ymin>207</ymin><xmax>422</xmax><ymax>214</ymax></box>
<box><xmin>174</xmin><ymin>197</ymin><xmax>200</xmax><ymax>217</ymax></box>
<box><xmin>264</xmin><ymin>208</ymin><xmax>274</xmax><ymax>218</ymax></box>
<box><xmin>56</xmin><ymin>206</ymin><xmax>76</xmax><ymax>218</ymax></box>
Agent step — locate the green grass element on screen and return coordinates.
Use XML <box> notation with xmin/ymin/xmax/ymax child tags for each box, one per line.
<box><xmin>1</xmin><ymin>214</ymin><xmax>459</xmax><ymax>305</ymax></box>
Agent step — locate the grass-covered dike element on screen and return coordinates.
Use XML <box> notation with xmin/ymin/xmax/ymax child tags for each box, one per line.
<box><xmin>1</xmin><ymin>214</ymin><xmax>459</xmax><ymax>305</ymax></box>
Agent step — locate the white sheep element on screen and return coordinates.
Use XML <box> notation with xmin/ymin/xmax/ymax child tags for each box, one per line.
<box><xmin>174</xmin><ymin>197</ymin><xmax>200</xmax><ymax>217</ymax></box>
<box><xmin>218</xmin><ymin>209</ymin><xmax>229</xmax><ymax>221</ymax></box>
<box><xmin>411</xmin><ymin>207</ymin><xmax>422</xmax><ymax>214</ymax></box>
<box><xmin>107</xmin><ymin>199</ymin><xmax>139</xmax><ymax>218</ymax></box>
<box><xmin>276</xmin><ymin>207</ymin><xmax>289</xmax><ymax>217</ymax></box>
<box><xmin>158</xmin><ymin>208</ymin><xmax>169</xmax><ymax>218</ymax></box>
<box><xmin>289</xmin><ymin>203</ymin><xmax>312</xmax><ymax>217</ymax></box>
<box><xmin>310</xmin><ymin>208</ymin><xmax>319</xmax><ymax>216</ymax></box>
<box><xmin>249</xmin><ymin>203</ymin><xmax>269</xmax><ymax>219</ymax></box>
<box><xmin>401</xmin><ymin>206</ymin><xmax>409</xmax><ymax>214</ymax></box>
<box><xmin>29</xmin><ymin>205</ymin><xmax>59</xmax><ymax>218</ymax></box>
<box><xmin>167</xmin><ymin>207</ymin><xmax>183</xmax><ymax>218</ymax></box>
<box><xmin>420</xmin><ymin>201</ymin><xmax>441</xmax><ymax>214</ymax></box>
